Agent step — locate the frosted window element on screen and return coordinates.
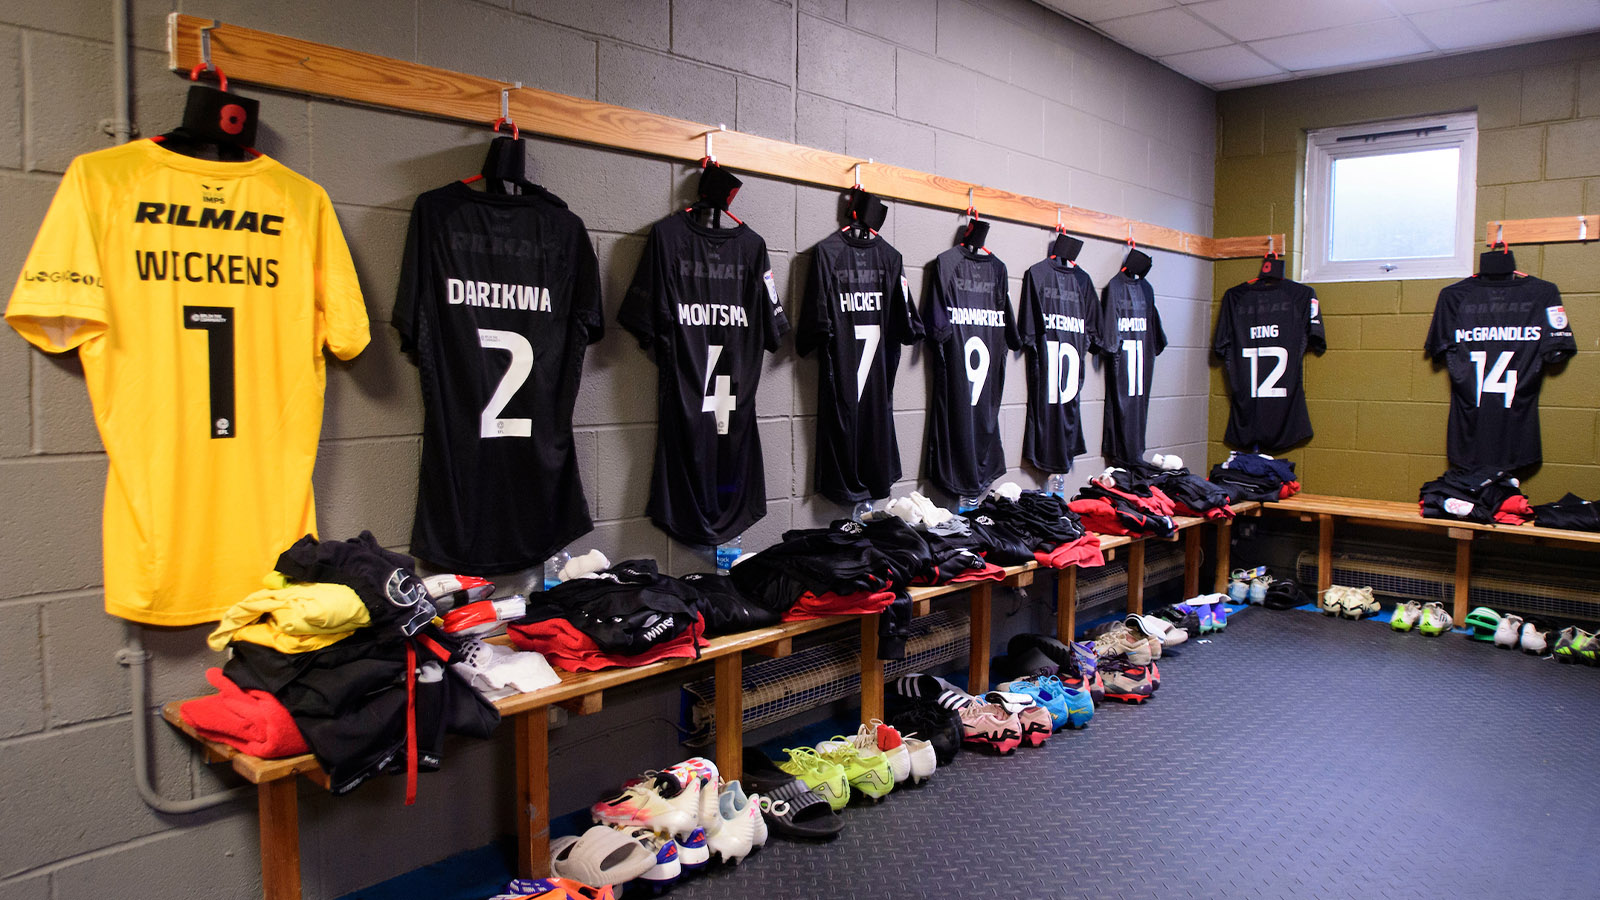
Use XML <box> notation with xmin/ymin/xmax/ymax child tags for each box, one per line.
<box><xmin>1329</xmin><ymin>148</ymin><xmax>1460</xmax><ymax>261</ymax></box>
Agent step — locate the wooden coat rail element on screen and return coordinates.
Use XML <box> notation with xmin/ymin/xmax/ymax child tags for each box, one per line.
<box><xmin>1485</xmin><ymin>216</ymin><xmax>1596</xmax><ymax>247</ymax></box>
<box><xmin>167</xmin><ymin>14</ymin><xmax>1280</xmax><ymax>260</ymax></box>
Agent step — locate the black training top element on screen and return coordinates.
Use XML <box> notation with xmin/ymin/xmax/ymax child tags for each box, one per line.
<box><xmin>1018</xmin><ymin>256</ymin><xmax>1099</xmax><ymax>473</ymax></box>
<box><xmin>1213</xmin><ymin>276</ymin><xmax>1326</xmax><ymax>452</ymax></box>
<box><xmin>1095</xmin><ymin>270</ymin><xmax>1166</xmax><ymax>465</ymax></box>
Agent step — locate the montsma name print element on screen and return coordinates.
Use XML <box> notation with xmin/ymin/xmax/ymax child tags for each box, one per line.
<box><xmin>1118</xmin><ymin>316</ymin><xmax>1148</xmax><ymax>332</ymax></box>
<box><xmin>1043</xmin><ymin>313</ymin><xmax>1086</xmax><ymax>333</ymax></box>
<box><xmin>947</xmin><ymin>307</ymin><xmax>1007</xmax><ymax>327</ymax></box>
<box><xmin>447</xmin><ymin>278</ymin><xmax>552</xmax><ymax>311</ymax></box>
<box><xmin>1455</xmin><ymin>325</ymin><xmax>1541</xmax><ymax>342</ymax></box>
<box><xmin>678</xmin><ymin>303</ymin><xmax>749</xmax><ymax>327</ymax></box>
<box><xmin>839</xmin><ymin>291</ymin><xmax>882</xmax><ymax>312</ymax></box>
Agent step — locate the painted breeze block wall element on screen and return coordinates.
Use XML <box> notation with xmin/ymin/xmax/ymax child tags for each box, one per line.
<box><xmin>1210</xmin><ymin>35</ymin><xmax>1600</xmax><ymax>502</ymax></box>
<box><xmin>0</xmin><ymin>1</ymin><xmax>1214</xmax><ymax>897</ymax></box>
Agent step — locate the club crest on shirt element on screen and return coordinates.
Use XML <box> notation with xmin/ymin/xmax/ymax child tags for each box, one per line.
<box><xmin>1547</xmin><ymin>305</ymin><xmax>1568</xmax><ymax>329</ymax></box>
<box><xmin>1444</xmin><ymin>498</ymin><xmax>1474</xmax><ymax>517</ymax></box>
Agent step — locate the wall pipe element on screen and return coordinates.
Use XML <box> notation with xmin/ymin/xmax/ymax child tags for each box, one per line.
<box><xmin>111</xmin><ymin>0</ymin><xmax>248</xmax><ymax>814</ymax></box>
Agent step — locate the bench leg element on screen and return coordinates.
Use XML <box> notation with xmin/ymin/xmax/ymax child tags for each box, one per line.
<box><xmin>1056</xmin><ymin>566</ymin><xmax>1077</xmax><ymax>642</ymax></box>
<box><xmin>859</xmin><ymin>615</ymin><xmax>883</xmax><ymax>725</ymax></box>
<box><xmin>1453</xmin><ymin>539</ymin><xmax>1472</xmax><ymax>627</ymax></box>
<box><xmin>257</xmin><ymin>778</ymin><xmax>301</xmax><ymax>900</ymax></box>
<box><xmin>1183</xmin><ymin>527</ymin><xmax>1201</xmax><ymax>599</ymax></box>
<box><xmin>714</xmin><ymin>653</ymin><xmax>744</xmax><ymax>782</ymax></box>
<box><xmin>515</xmin><ymin>712</ymin><xmax>550</xmax><ymax>879</ymax></box>
<box><xmin>968</xmin><ymin>584</ymin><xmax>992</xmax><ymax>695</ymax></box>
<box><xmin>1317</xmin><ymin>515</ymin><xmax>1335</xmax><ymax>597</ymax></box>
<box><xmin>1213</xmin><ymin>519</ymin><xmax>1233</xmax><ymax>593</ymax></box>
<box><xmin>1126</xmin><ymin>542</ymin><xmax>1146</xmax><ymax>616</ymax></box>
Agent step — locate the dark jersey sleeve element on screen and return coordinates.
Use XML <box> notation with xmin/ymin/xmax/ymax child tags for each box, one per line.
<box><xmin>1000</xmin><ymin>263</ymin><xmax>1021</xmax><ymax>352</ymax></box>
<box><xmin>392</xmin><ymin>202</ymin><xmax>425</xmax><ymax>355</ymax></box>
<box><xmin>1423</xmin><ymin>286</ymin><xmax>1456</xmax><ymax>359</ymax></box>
<box><xmin>1211</xmin><ymin>290</ymin><xmax>1234</xmax><ymax>360</ymax></box>
<box><xmin>889</xmin><ymin>259</ymin><xmax>923</xmax><ymax>345</ymax></box>
<box><xmin>1151</xmin><ymin>297</ymin><xmax>1167</xmax><ymax>356</ymax></box>
<box><xmin>1017</xmin><ymin>267</ymin><xmax>1040</xmax><ymax>348</ymax></box>
<box><xmin>1536</xmin><ymin>282</ymin><xmax>1577</xmax><ymax>363</ymax></box>
<box><xmin>756</xmin><ymin>244</ymin><xmax>789</xmax><ymax>352</ymax></box>
<box><xmin>1306</xmin><ymin>287</ymin><xmax>1326</xmax><ymax>353</ymax></box>
<box><xmin>574</xmin><ymin>229</ymin><xmax>604</xmax><ymax>345</ymax></box>
<box><xmin>921</xmin><ymin>263</ymin><xmax>952</xmax><ymax>344</ymax></box>
<box><xmin>1090</xmin><ymin>284</ymin><xmax>1115</xmax><ymax>357</ymax></box>
<box><xmin>795</xmin><ymin>246</ymin><xmax>829</xmax><ymax>358</ymax></box>
<box><xmin>619</xmin><ymin>226</ymin><xmax>664</xmax><ymax>350</ymax></box>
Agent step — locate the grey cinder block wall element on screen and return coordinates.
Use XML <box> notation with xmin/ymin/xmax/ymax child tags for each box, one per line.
<box><xmin>0</xmin><ymin>0</ymin><xmax>1216</xmax><ymax>896</ymax></box>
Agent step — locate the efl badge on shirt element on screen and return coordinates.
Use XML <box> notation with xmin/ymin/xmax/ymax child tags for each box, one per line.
<box><xmin>1547</xmin><ymin>305</ymin><xmax>1569</xmax><ymax>329</ymax></box>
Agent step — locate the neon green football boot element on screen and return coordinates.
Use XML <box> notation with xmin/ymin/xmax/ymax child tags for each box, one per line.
<box><xmin>815</xmin><ymin>730</ymin><xmax>895</xmax><ymax>801</ymax></box>
<box><xmin>776</xmin><ymin>747</ymin><xmax>850</xmax><ymax>811</ymax></box>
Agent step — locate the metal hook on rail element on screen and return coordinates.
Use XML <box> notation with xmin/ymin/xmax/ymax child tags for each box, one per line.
<box><xmin>1580</xmin><ymin>215</ymin><xmax>1589</xmax><ymax>243</ymax></box>
<box><xmin>492</xmin><ymin>81</ymin><xmax>523</xmax><ymax>140</ymax></box>
<box><xmin>702</xmin><ymin>123</ymin><xmax>726</xmax><ymax>164</ymax></box>
<box><xmin>853</xmin><ymin>158</ymin><xmax>872</xmax><ymax>189</ymax></box>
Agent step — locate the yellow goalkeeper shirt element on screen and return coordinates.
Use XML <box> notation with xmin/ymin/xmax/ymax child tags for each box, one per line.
<box><xmin>5</xmin><ymin>139</ymin><xmax>369</xmax><ymax>625</ymax></box>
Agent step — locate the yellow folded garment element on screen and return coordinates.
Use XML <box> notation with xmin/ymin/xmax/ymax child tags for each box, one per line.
<box><xmin>207</xmin><ymin>572</ymin><xmax>372</xmax><ymax>653</ymax></box>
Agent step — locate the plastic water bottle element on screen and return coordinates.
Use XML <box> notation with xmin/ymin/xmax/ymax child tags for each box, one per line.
<box><xmin>715</xmin><ymin>535</ymin><xmax>743</xmax><ymax>574</ymax></box>
<box><xmin>958</xmin><ymin>495</ymin><xmax>981</xmax><ymax>514</ymax></box>
<box><xmin>542</xmin><ymin>550</ymin><xmax>571</xmax><ymax>591</ymax></box>
<box><xmin>852</xmin><ymin>500</ymin><xmax>873</xmax><ymax>522</ymax></box>
<box><xmin>1046</xmin><ymin>474</ymin><xmax>1068</xmax><ymax>497</ymax></box>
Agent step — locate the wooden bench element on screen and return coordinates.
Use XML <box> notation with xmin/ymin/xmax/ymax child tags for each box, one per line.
<box><xmin>1262</xmin><ymin>493</ymin><xmax>1600</xmax><ymax>625</ymax></box>
<box><xmin>163</xmin><ymin>509</ymin><xmax>1248</xmax><ymax>900</ymax></box>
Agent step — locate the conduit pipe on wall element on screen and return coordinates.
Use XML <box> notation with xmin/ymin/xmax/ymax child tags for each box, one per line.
<box><xmin>111</xmin><ymin>0</ymin><xmax>248</xmax><ymax>815</ymax></box>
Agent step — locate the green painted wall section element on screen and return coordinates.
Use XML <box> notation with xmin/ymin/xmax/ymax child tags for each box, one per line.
<box><xmin>1210</xmin><ymin>34</ymin><xmax>1600</xmax><ymax>503</ymax></box>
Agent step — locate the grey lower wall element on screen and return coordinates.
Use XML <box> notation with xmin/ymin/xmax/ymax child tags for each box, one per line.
<box><xmin>0</xmin><ymin>1</ymin><xmax>1215</xmax><ymax>896</ymax></box>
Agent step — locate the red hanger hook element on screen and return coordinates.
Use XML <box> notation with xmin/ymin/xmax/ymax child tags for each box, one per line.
<box><xmin>188</xmin><ymin>63</ymin><xmax>228</xmax><ymax>93</ymax></box>
<box><xmin>492</xmin><ymin>117</ymin><xmax>519</xmax><ymax>140</ymax></box>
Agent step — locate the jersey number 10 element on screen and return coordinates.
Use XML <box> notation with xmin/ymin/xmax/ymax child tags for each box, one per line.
<box><xmin>1044</xmin><ymin>340</ymin><xmax>1081</xmax><ymax>404</ymax></box>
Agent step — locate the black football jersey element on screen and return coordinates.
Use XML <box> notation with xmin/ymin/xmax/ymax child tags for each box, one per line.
<box><xmin>1017</xmin><ymin>257</ymin><xmax>1098</xmax><ymax>473</ymax></box>
<box><xmin>1094</xmin><ymin>271</ymin><xmax>1166</xmax><ymax>465</ymax></box>
<box><xmin>797</xmin><ymin>230</ymin><xmax>924</xmax><ymax>503</ymax></box>
<box><xmin>1424</xmin><ymin>275</ymin><xmax>1576</xmax><ymax>470</ymax></box>
<box><xmin>619</xmin><ymin>211</ymin><xmax>789</xmax><ymax>546</ymax></box>
<box><xmin>1213</xmin><ymin>277</ymin><xmax>1326</xmax><ymax>452</ymax></box>
<box><xmin>393</xmin><ymin>181</ymin><xmax>602</xmax><ymax>573</ymax></box>
<box><xmin>922</xmin><ymin>246</ymin><xmax>1020</xmax><ymax>497</ymax></box>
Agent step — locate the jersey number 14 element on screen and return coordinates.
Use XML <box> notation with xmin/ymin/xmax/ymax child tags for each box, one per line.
<box><xmin>1469</xmin><ymin>350</ymin><xmax>1517</xmax><ymax>409</ymax></box>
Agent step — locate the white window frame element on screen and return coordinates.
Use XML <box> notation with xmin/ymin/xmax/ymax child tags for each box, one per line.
<box><xmin>1302</xmin><ymin>112</ymin><xmax>1478</xmax><ymax>283</ymax></box>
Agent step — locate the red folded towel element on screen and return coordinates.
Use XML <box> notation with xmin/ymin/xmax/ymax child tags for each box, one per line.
<box><xmin>179</xmin><ymin>668</ymin><xmax>309</xmax><ymax>759</ymax></box>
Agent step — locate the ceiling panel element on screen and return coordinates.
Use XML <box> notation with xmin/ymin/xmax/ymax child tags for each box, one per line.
<box><xmin>1036</xmin><ymin>0</ymin><xmax>1176</xmax><ymax>25</ymax></box>
<box><xmin>1161</xmin><ymin>43</ymin><xmax>1285</xmax><ymax>83</ymax></box>
<box><xmin>1098</xmin><ymin>7</ymin><xmax>1233</xmax><ymax>56</ymax></box>
<box><xmin>1250</xmin><ymin>18</ymin><xmax>1434</xmax><ymax>71</ymax></box>
<box><xmin>1033</xmin><ymin>0</ymin><xmax>1600</xmax><ymax>89</ymax></box>
<box><xmin>1410</xmin><ymin>0</ymin><xmax>1600</xmax><ymax>51</ymax></box>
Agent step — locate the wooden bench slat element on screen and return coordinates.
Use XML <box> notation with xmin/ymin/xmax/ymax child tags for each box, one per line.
<box><xmin>1268</xmin><ymin>494</ymin><xmax>1600</xmax><ymax>546</ymax></box>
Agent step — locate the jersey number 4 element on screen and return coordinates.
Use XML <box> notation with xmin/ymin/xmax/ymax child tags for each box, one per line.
<box><xmin>1241</xmin><ymin>346</ymin><xmax>1288</xmax><ymax>398</ymax></box>
<box><xmin>1469</xmin><ymin>350</ymin><xmax>1517</xmax><ymax>409</ymax></box>
<box><xmin>702</xmin><ymin>343</ymin><xmax>737</xmax><ymax>435</ymax></box>
<box><xmin>184</xmin><ymin>306</ymin><xmax>235</xmax><ymax>439</ymax></box>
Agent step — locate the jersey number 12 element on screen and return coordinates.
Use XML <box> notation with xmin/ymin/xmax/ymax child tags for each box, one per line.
<box><xmin>1241</xmin><ymin>346</ymin><xmax>1288</xmax><ymax>398</ymax></box>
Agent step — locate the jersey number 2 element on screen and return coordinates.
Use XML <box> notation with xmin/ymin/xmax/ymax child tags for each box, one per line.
<box><xmin>1241</xmin><ymin>346</ymin><xmax>1288</xmax><ymax>398</ymax></box>
<box><xmin>1470</xmin><ymin>350</ymin><xmax>1517</xmax><ymax>409</ymax></box>
<box><xmin>183</xmin><ymin>306</ymin><xmax>235</xmax><ymax>439</ymax></box>
<box><xmin>478</xmin><ymin>329</ymin><xmax>534</xmax><ymax>438</ymax></box>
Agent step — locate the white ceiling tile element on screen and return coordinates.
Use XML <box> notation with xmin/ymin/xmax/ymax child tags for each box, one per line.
<box><xmin>1384</xmin><ymin>0</ymin><xmax>1488</xmax><ymax>12</ymax></box>
<box><xmin>1098</xmin><ymin>7</ymin><xmax>1233</xmax><ymax>56</ymax></box>
<box><xmin>1185</xmin><ymin>0</ymin><xmax>1396</xmax><ymax>41</ymax></box>
<box><xmin>1250</xmin><ymin>18</ymin><xmax>1433</xmax><ymax>71</ymax></box>
<box><xmin>1160</xmin><ymin>43</ymin><xmax>1285</xmax><ymax>83</ymax></box>
<box><xmin>1410</xmin><ymin>0</ymin><xmax>1600</xmax><ymax>50</ymax></box>
<box><xmin>1036</xmin><ymin>0</ymin><xmax>1177</xmax><ymax>24</ymax></box>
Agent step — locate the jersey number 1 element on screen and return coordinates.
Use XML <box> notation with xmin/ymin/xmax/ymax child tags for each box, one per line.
<box><xmin>183</xmin><ymin>306</ymin><xmax>235</xmax><ymax>438</ymax></box>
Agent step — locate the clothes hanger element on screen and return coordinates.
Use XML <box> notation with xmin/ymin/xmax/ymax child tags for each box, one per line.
<box><xmin>1476</xmin><ymin>226</ymin><xmax>1522</xmax><ymax>279</ymax></box>
<box><xmin>1250</xmin><ymin>237</ymin><xmax>1285</xmax><ymax>283</ymax></box>
<box><xmin>683</xmin><ymin>127</ymin><xmax>743</xmax><ymax>228</ymax></box>
<box><xmin>461</xmin><ymin>85</ymin><xmax>537</xmax><ymax>195</ymax></box>
<box><xmin>152</xmin><ymin>24</ymin><xmax>260</xmax><ymax>162</ymax></box>
<box><xmin>1049</xmin><ymin>211</ymin><xmax>1083</xmax><ymax>266</ymax></box>
<box><xmin>1120</xmin><ymin>228</ymin><xmax>1152</xmax><ymax>279</ymax></box>
<box><xmin>958</xmin><ymin>190</ymin><xmax>990</xmax><ymax>253</ymax></box>
<box><xmin>842</xmin><ymin>163</ymin><xmax>886</xmax><ymax>240</ymax></box>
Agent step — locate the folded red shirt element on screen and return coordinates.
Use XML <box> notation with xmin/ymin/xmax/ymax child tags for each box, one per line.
<box><xmin>507</xmin><ymin>614</ymin><xmax>708</xmax><ymax>672</ymax></box>
<box><xmin>1278</xmin><ymin>480</ymin><xmax>1302</xmax><ymax>499</ymax></box>
<box><xmin>782</xmin><ymin>588</ymin><xmax>897</xmax><ymax>620</ymax></box>
<box><xmin>1174</xmin><ymin>501</ymin><xmax>1234</xmax><ymax>520</ymax></box>
<box><xmin>179</xmin><ymin>667</ymin><xmax>309</xmax><ymax>759</ymax></box>
<box><xmin>1033</xmin><ymin>534</ymin><xmax>1105</xmax><ymax>569</ymax></box>
<box><xmin>1494</xmin><ymin>494</ymin><xmax>1533</xmax><ymax>525</ymax></box>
